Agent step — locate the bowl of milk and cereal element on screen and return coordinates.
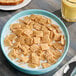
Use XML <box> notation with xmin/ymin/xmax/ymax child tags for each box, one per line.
<box><xmin>1</xmin><ymin>9</ymin><xmax>70</xmax><ymax>75</ymax></box>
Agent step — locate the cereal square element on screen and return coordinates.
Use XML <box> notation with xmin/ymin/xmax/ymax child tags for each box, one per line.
<box><xmin>43</xmin><ymin>30</ymin><xmax>50</xmax><ymax>36</ymax></box>
<box><xmin>25</xmin><ymin>37</ymin><xmax>33</xmax><ymax>45</ymax></box>
<box><xmin>25</xmin><ymin>24</ymin><xmax>33</xmax><ymax>29</ymax></box>
<box><xmin>10</xmin><ymin>23</ymin><xmax>21</xmax><ymax>31</ymax></box>
<box><xmin>4</xmin><ymin>34</ymin><xmax>16</xmax><ymax>46</ymax></box>
<box><xmin>53</xmin><ymin>30</ymin><xmax>61</xmax><ymax>41</ymax></box>
<box><xmin>42</xmin><ymin>63</ymin><xmax>50</xmax><ymax>68</ymax></box>
<box><xmin>42</xmin><ymin>35</ymin><xmax>50</xmax><ymax>43</ymax></box>
<box><xmin>28</xmin><ymin>63</ymin><xmax>38</xmax><ymax>68</ymax></box>
<box><xmin>50</xmin><ymin>31</ymin><xmax>54</xmax><ymax>39</ymax></box>
<box><xmin>8</xmin><ymin>50</ymin><xmax>15</xmax><ymax>60</ymax></box>
<box><xmin>61</xmin><ymin>35</ymin><xmax>65</xmax><ymax>45</ymax></box>
<box><xmin>47</xmin><ymin>18</ymin><xmax>52</xmax><ymax>24</ymax></box>
<box><xmin>24</xmin><ymin>28</ymin><xmax>33</xmax><ymax>36</ymax></box>
<box><xmin>34</xmin><ymin>23</ymin><xmax>41</xmax><ymax>30</ymax></box>
<box><xmin>34</xmin><ymin>31</ymin><xmax>43</xmax><ymax>37</ymax></box>
<box><xmin>30</xmin><ymin>14</ymin><xmax>37</xmax><ymax>20</ymax></box>
<box><xmin>30</xmin><ymin>53</ymin><xmax>40</xmax><ymax>66</ymax></box>
<box><xmin>51</xmin><ymin>24</ymin><xmax>59</xmax><ymax>28</ymax></box>
<box><xmin>30</xmin><ymin>44</ymin><xmax>40</xmax><ymax>52</ymax></box>
<box><xmin>41</xmin><ymin>43</ymin><xmax>50</xmax><ymax>50</ymax></box>
<box><xmin>47</xmin><ymin>25</ymin><xmax>55</xmax><ymax>31</ymax></box>
<box><xmin>52</xmin><ymin>43</ymin><xmax>64</xmax><ymax>50</ymax></box>
<box><xmin>34</xmin><ymin>37</ymin><xmax>40</xmax><ymax>44</ymax></box>
<box><xmin>41</xmin><ymin>26</ymin><xmax>48</xmax><ymax>32</ymax></box>
<box><xmin>45</xmin><ymin>50</ymin><xmax>56</xmax><ymax>64</ymax></box>
<box><xmin>17</xmin><ymin>56</ymin><xmax>29</xmax><ymax>63</ymax></box>
<box><xmin>13</xmin><ymin>29</ymin><xmax>23</xmax><ymax>36</ymax></box>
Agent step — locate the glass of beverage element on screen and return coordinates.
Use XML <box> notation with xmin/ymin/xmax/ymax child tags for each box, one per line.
<box><xmin>61</xmin><ymin>0</ymin><xmax>76</xmax><ymax>22</ymax></box>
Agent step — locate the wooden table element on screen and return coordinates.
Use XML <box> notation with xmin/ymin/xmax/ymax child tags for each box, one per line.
<box><xmin>0</xmin><ymin>0</ymin><xmax>76</xmax><ymax>76</ymax></box>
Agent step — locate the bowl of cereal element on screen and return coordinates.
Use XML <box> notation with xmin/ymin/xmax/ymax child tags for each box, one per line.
<box><xmin>1</xmin><ymin>9</ymin><xmax>69</xmax><ymax>75</ymax></box>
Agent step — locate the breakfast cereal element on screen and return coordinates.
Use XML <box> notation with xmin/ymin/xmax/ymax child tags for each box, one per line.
<box><xmin>4</xmin><ymin>14</ymin><xmax>65</xmax><ymax>69</ymax></box>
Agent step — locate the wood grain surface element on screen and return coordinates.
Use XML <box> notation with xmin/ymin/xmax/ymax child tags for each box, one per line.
<box><xmin>0</xmin><ymin>0</ymin><xmax>76</xmax><ymax>76</ymax></box>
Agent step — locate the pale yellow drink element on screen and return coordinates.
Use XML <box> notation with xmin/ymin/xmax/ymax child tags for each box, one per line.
<box><xmin>61</xmin><ymin>0</ymin><xmax>76</xmax><ymax>22</ymax></box>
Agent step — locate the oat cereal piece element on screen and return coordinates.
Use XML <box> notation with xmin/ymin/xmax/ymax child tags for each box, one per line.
<box><xmin>4</xmin><ymin>34</ymin><xmax>16</xmax><ymax>43</ymax></box>
<box><xmin>8</xmin><ymin>49</ymin><xmax>20</xmax><ymax>60</ymax></box>
<box><xmin>37</xmin><ymin>50</ymin><xmax>45</xmax><ymax>60</ymax></box>
<box><xmin>24</xmin><ymin>17</ymin><xmax>33</xmax><ymax>25</ymax></box>
<box><xmin>34</xmin><ymin>37</ymin><xmax>40</xmax><ymax>44</ymax></box>
<box><xmin>30</xmin><ymin>33</ymin><xmax>34</xmax><ymax>37</ymax></box>
<box><xmin>30</xmin><ymin>44</ymin><xmax>40</xmax><ymax>52</ymax></box>
<box><xmin>24</xmin><ymin>28</ymin><xmax>33</xmax><ymax>36</ymax></box>
<box><xmin>20</xmin><ymin>23</ymin><xmax>26</xmax><ymax>29</ymax></box>
<box><xmin>48</xmin><ymin>43</ymin><xmax>52</xmax><ymax>47</ymax></box>
<box><xmin>48</xmin><ymin>43</ymin><xmax>56</xmax><ymax>50</ymax></box>
<box><xmin>30</xmin><ymin>14</ymin><xmax>43</xmax><ymax>22</ymax></box>
<box><xmin>50</xmin><ymin>31</ymin><xmax>54</xmax><ymax>39</ymax></box>
<box><xmin>36</xmin><ymin>15</ymin><xmax>43</xmax><ymax>19</ymax></box>
<box><xmin>54</xmin><ymin>50</ymin><xmax>62</xmax><ymax>59</ymax></box>
<box><xmin>53</xmin><ymin>30</ymin><xmax>61</xmax><ymax>41</ymax></box>
<box><xmin>30</xmin><ymin>53</ymin><xmax>40</xmax><ymax>66</ymax></box>
<box><xmin>23</xmin><ymin>18</ymin><xmax>31</xmax><ymax>23</ymax></box>
<box><xmin>30</xmin><ymin>14</ymin><xmax>37</xmax><ymax>21</ymax></box>
<box><xmin>26</xmin><ymin>24</ymin><xmax>33</xmax><ymax>29</ymax></box>
<box><xmin>56</xmin><ymin>28</ymin><xmax>62</xmax><ymax>33</ymax></box>
<box><xmin>46</xmin><ymin>56</ymin><xmax>57</xmax><ymax>64</ymax></box>
<box><xmin>47</xmin><ymin>18</ymin><xmax>52</xmax><ymax>24</ymax></box>
<box><xmin>24</xmin><ymin>44</ymin><xmax>30</xmax><ymax>50</ymax></box>
<box><xmin>41</xmin><ymin>26</ymin><xmax>48</xmax><ymax>32</ymax></box>
<box><xmin>19</xmin><ymin>19</ymin><xmax>26</xmax><ymax>24</ymax></box>
<box><xmin>49</xmin><ymin>44</ymin><xmax>56</xmax><ymax>50</ymax></box>
<box><xmin>25</xmin><ymin>37</ymin><xmax>33</xmax><ymax>45</ymax></box>
<box><xmin>19</xmin><ymin>44</ymin><xmax>30</xmax><ymax>51</ymax></box>
<box><xmin>45</xmin><ymin>50</ymin><xmax>57</xmax><ymax>64</ymax></box>
<box><xmin>52</xmin><ymin>42</ymin><xmax>64</xmax><ymax>50</ymax></box>
<box><xmin>8</xmin><ymin>34</ymin><xmax>16</xmax><ymax>41</ymax></box>
<box><xmin>41</xmin><ymin>43</ymin><xmax>50</xmax><ymax>50</ymax></box>
<box><xmin>28</xmin><ymin>63</ymin><xmax>38</xmax><ymax>68</ymax></box>
<box><xmin>4</xmin><ymin>36</ymin><xmax>12</xmax><ymax>46</ymax></box>
<box><xmin>14</xmin><ymin>49</ymin><xmax>23</xmax><ymax>58</ymax></box>
<box><xmin>38</xmin><ymin>16</ymin><xmax>48</xmax><ymax>25</ymax></box>
<box><xmin>8</xmin><ymin>50</ymin><xmax>15</xmax><ymax>60</ymax></box>
<box><xmin>39</xmin><ymin>19</ymin><xmax>46</xmax><ymax>25</ymax></box>
<box><xmin>19</xmin><ymin>44</ymin><xmax>27</xmax><ymax>51</ymax></box>
<box><xmin>33</xmin><ymin>23</ymin><xmax>41</xmax><ymax>30</ymax></box>
<box><xmin>50</xmin><ymin>50</ymin><xmax>62</xmax><ymax>59</ymax></box>
<box><xmin>21</xmin><ymin>24</ymin><xmax>27</xmax><ymax>29</ymax></box>
<box><xmin>13</xmin><ymin>29</ymin><xmax>23</xmax><ymax>36</ymax></box>
<box><xmin>51</xmin><ymin>24</ymin><xmax>62</xmax><ymax>33</ymax></box>
<box><xmin>29</xmin><ymin>21</ymin><xmax>35</xmax><ymax>26</ymax></box>
<box><xmin>42</xmin><ymin>35</ymin><xmax>51</xmax><ymax>43</ymax></box>
<box><xmin>47</xmin><ymin>25</ymin><xmax>55</xmax><ymax>31</ymax></box>
<box><xmin>10</xmin><ymin>23</ymin><xmax>21</xmax><ymax>31</ymax></box>
<box><xmin>61</xmin><ymin>35</ymin><xmax>65</xmax><ymax>45</ymax></box>
<box><xmin>51</xmin><ymin>24</ymin><xmax>59</xmax><ymax>28</ymax></box>
<box><xmin>15</xmin><ymin>36</ymin><xmax>26</xmax><ymax>45</ymax></box>
<box><xmin>42</xmin><ymin>63</ymin><xmax>51</xmax><ymax>68</ymax></box>
<box><xmin>24</xmin><ymin>16</ymin><xmax>30</xmax><ymax>20</ymax></box>
<box><xmin>12</xmin><ymin>42</ymin><xmax>20</xmax><ymax>48</ymax></box>
<box><xmin>34</xmin><ymin>31</ymin><xmax>43</xmax><ymax>37</ymax></box>
<box><xmin>43</xmin><ymin>30</ymin><xmax>50</xmax><ymax>36</ymax></box>
<box><xmin>17</xmin><ymin>56</ymin><xmax>29</xmax><ymax>63</ymax></box>
<box><xmin>23</xmin><ymin>49</ymin><xmax>30</xmax><ymax>56</ymax></box>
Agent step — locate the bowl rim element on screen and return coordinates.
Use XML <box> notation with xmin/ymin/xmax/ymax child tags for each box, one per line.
<box><xmin>1</xmin><ymin>9</ymin><xmax>70</xmax><ymax>71</ymax></box>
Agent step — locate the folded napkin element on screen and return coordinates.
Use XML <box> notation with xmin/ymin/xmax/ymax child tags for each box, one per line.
<box><xmin>53</xmin><ymin>56</ymin><xmax>76</xmax><ymax>76</ymax></box>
